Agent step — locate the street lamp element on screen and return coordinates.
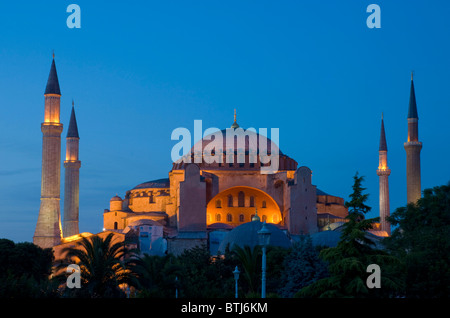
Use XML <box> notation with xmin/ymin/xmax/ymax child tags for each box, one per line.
<box><xmin>233</xmin><ymin>266</ymin><xmax>240</xmax><ymax>298</ymax></box>
<box><xmin>257</xmin><ymin>221</ymin><xmax>271</xmax><ymax>298</ymax></box>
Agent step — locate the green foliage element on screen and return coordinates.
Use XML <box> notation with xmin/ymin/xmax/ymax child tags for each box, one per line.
<box><xmin>384</xmin><ymin>183</ymin><xmax>450</xmax><ymax>297</ymax></box>
<box><xmin>57</xmin><ymin>233</ymin><xmax>130</xmax><ymax>297</ymax></box>
<box><xmin>296</xmin><ymin>173</ymin><xmax>401</xmax><ymax>298</ymax></box>
<box><xmin>278</xmin><ymin>235</ymin><xmax>328</xmax><ymax>297</ymax></box>
<box><xmin>232</xmin><ymin>245</ymin><xmax>261</xmax><ymax>295</ymax></box>
<box><xmin>0</xmin><ymin>239</ymin><xmax>57</xmax><ymax>298</ymax></box>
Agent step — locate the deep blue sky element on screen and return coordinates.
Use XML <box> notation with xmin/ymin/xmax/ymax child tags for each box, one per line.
<box><xmin>1</xmin><ymin>1</ymin><xmax>449</xmax><ymax>242</ymax></box>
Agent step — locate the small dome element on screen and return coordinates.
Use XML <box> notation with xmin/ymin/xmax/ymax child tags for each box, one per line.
<box><xmin>218</xmin><ymin>220</ymin><xmax>291</xmax><ymax>253</ymax></box>
<box><xmin>110</xmin><ymin>195</ymin><xmax>122</xmax><ymax>201</ymax></box>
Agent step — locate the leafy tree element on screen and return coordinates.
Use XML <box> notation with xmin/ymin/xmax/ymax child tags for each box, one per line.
<box><xmin>278</xmin><ymin>235</ymin><xmax>328</xmax><ymax>298</ymax></box>
<box><xmin>385</xmin><ymin>183</ymin><xmax>450</xmax><ymax>297</ymax></box>
<box><xmin>176</xmin><ymin>245</ymin><xmax>235</xmax><ymax>298</ymax></box>
<box><xmin>130</xmin><ymin>253</ymin><xmax>183</xmax><ymax>298</ymax></box>
<box><xmin>0</xmin><ymin>239</ymin><xmax>57</xmax><ymax>298</ymax></box>
<box><xmin>57</xmin><ymin>233</ymin><xmax>132</xmax><ymax>297</ymax></box>
<box><xmin>297</xmin><ymin>173</ymin><xmax>401</xmax><ymax>298</ymax></box>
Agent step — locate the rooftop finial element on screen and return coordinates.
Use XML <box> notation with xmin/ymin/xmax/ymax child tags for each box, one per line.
<box><xmin>411</xmin><ymin>70</ymin><xmax>414</xmax><ymax>81</ymax></box>
<box><xmin>252</xmin><ymin>207</ymin><xmax>260</xmax><ymax>222</ymax></box>
<box><xmin>52</xmin><ymin>50</ymin><xmax>55</xmax><ymax>59</ymax></box>
<box><xmin>231</xmin><ymin>108</ymin><xmax>240</xmax><ymax>128</ymax></box>
<box><xmin>72</xmin><ymin>99</ymin><xmax>74</xmax><ymax>107</ymax></box>
<box><xmin>381</xmin><ymin>111</ymin><xmax>384</xmax><ymax>120</ymax></box>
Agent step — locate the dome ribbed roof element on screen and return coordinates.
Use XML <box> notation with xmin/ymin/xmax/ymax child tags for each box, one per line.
<box><xmin>132</xmin><ymin>178</ymin><xmax>170</xmax><ymax>190</ymax></box>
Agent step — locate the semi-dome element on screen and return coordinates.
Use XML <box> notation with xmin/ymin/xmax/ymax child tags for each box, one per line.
<box><xmin>218</xmin><ymin>220</ymin><xmax>291</xmax><ymax>253</ymax></box>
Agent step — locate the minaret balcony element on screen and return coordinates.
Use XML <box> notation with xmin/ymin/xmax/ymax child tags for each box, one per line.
<box><xmin>377</xmin><ymin>168</ymin><xmax>391</xmax><ymax>176</ymax></box>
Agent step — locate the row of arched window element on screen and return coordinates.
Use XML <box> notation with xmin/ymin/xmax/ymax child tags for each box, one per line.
<box><xmin>215</xmin><ymin>191</ymin><xmax>266</xmax><ymax>208</ymax></box>
<box><xmin>210</xmin><ymin>213</ymin><xmax>277</xmax><ymax>223</ymax></box>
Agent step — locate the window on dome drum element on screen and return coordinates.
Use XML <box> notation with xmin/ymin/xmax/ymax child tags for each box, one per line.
<box><xmin>216</xmin><ymin>213</ymin><xmax>222</xmax><ymax>222</ymax></box>
<box><xmin>250</xmin><ymin>196</ymin><xmax>255</xmax><ymax>207</ymax></box>
<box><xmin>216</xmin><ymin>199</ymin><xmax>222</xmax><ymax>208</ymax></box>
<box><xmin>262</xmin><ymin>201</ymin><xmax>267</xmax><ymax>208</ymax></box>
<box><xmin>114</xmin><ymin>222</ymin><xmax>118</xmax><ymax>230</ymax></box>
<box><xmin>227</xmin><ymin>214</ymin><xmax>232</xmax><ymax>222</ymax></box>
<box><xmin>239</xmin><ymin>214</ymin><xmax>244</xmax><ymax>222</ymax></box>
<box><xmin>238</xmin><ymin>191</ymin><xmax>245</xmax><ymax>207</ymax></box>
<box><xmin>262</xmin><ymin>215</ymin><xmax>267</xmax><ymax>222</ymax></box>
<box><xmin>228</xmin><ymin>195</ymin><xmax>233</xmax><ymax>207</ymax></box>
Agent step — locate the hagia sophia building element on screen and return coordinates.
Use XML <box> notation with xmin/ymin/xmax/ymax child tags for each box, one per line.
<box><xmin>33</xmin><ymin>56</ymin><xmax>422</xmax><ymax>257</ymax></box>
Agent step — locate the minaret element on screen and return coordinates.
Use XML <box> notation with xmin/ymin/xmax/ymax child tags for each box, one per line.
<box><xmin>63</xmin><ymin>100</ymin><xmax>81</xmax><ymax>237</ymax></box>
<box><xmin>377</xmin><ymin>114</ymin><xmax>391</xmax><ymax>235</ymax></box>
<box><xmin>33</xmin><ymin>54</ymin><xmax>63</xmax><ymax>248</ymax></box>
<box><xmin>404</xmin><ymin>72</ymin><xmax>422</xmax><ymax>204</ymax></box>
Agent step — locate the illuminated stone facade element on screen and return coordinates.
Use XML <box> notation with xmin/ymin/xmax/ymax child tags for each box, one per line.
<box><xmin>102</xmin><ymin>120</ymin><xmax>349</xmax><ymax>255</ymax></box>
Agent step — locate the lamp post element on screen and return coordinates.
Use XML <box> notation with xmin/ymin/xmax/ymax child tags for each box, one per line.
<box><xmin>257</xmin><ymin>221</ymin><xmax>271</xmax><ymax>298</ymax></box>
<box><xmin>233</xmin><ymin>266</ymin><xmax>240</xmax><ymax>298</ymax></box>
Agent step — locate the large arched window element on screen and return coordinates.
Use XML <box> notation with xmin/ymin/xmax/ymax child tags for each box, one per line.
<box><xmin>216</xmin><ymin>213</ymin><xmax>222</xmax><ymax>222</ymax></box>
<box><xmin>114</xmin><ymin>222</ymin><xmax>118</xmax><ymax>230</ymax></box>
<box><xmin>249</xmin><ymin>196</ymin><xmax>255</xmax><ymax>207</ymax></box>
<box><xmin>238</xmin><ymin>191</ymin><xmax>245</xmax><ymax>207</ymax></box>
<box><xmin>239</xmin><ymin>214</ymin><xmax>245</xmax><ymax>223</ymax></box>
<box><xmin>228</xmin><ymin>195</ymin><xmax>233</xmax><ymax>207</ymax></box>
<box><xmin>227</xmin><ymin>213</ymin><xmax>232</xmax><ymax>222</ymax></box>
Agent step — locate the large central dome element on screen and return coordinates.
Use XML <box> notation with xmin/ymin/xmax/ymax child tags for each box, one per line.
<box><xmin>172</xmin><ymin>117</ymin><xmax>297</xmax><ymax>171</ymax></box>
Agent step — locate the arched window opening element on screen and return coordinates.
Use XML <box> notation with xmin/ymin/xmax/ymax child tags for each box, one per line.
<box><xmin>238</xmin><ymin>191</ymin><xmax>245</xmax><ymax>207</ymax></box>
<box><xmin>228</xmin><ymin>195</ymin><xmax>233</xmax><ymax>207</ymax></box>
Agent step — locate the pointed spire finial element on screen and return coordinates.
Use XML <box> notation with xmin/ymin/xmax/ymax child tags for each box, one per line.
<box><xmin>67</xmin><ymin>103</ymin><xmax>79</xmax><ymax>138</ymax></box>
<box><xmin>411</xmin><ymin>70</ymin><xmax>414</xmax><ymax>81</ymax></box>
<box><xmin>45</xmin><ymin>54</ymin><xmax>61</xmax><ymax>95</ymax></box>
<box><xmin>52</xmin><ymin>50</ymin><xmax>55</xmax><ymax>59</ymax></box>
<box><xmin>231</xmin><ymin>108</ymin><xmax>240</xmax><ymax>129</ymax></box>
<box><xmin>379</xmin><ymin>113</ymin><xmax>387</xmax><ymax>151</ymax></box>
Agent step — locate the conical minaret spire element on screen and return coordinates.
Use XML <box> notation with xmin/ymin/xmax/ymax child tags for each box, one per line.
<box><xmin>34</xmin><ymin>55</ymin><xmax>64</xmax><ymax>248</ymax></box>
<box><xmin>404</xmin><ymin>72</ymin><xmax>422</xmax><ymax>204</ymax></box>
<box><xmin>377</xmin><ymin>114</ymin><xmax>391</xmax><ymax>235</ymax></box>
<box><xmin>63</xmin><ymin>100</ymin><xmax>81</xmax><ymax>237</ymax></box>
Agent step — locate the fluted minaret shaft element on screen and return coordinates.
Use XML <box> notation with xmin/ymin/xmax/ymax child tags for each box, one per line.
<box><xmin>34</xmin><ymin>57</ymin><xmax>63</xmax><ymax>248</ymax></box>
<box><xmin>63</xmin><ymin>104</ymin><xmax>81</xmax><ymax>237</ymax></box>
<box><xmin>377</xmin><ymin>115</ymin><xmax>391</xmax><ymax>235</ymax></box>
<box><xmin>404</xmin><ymin>73</ymin><xmax>422</xmax><ymax>204</ymax></box>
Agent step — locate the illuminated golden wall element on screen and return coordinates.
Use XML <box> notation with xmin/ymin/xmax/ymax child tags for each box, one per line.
<box><xmin>206</xmin><ymin>186</ymin><xmax>281</xmax><ymax>227</ymax></box>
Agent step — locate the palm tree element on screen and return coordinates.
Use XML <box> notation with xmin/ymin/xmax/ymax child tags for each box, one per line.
<box><xmin>232</xmin><ymin>245</ymin><xmax>261</xmax><ymax>295</ymax></box>
<box><xmin>58</xmin><ymin>233</ymin><xmax>133</xmax><ymax>297</ymax></box>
